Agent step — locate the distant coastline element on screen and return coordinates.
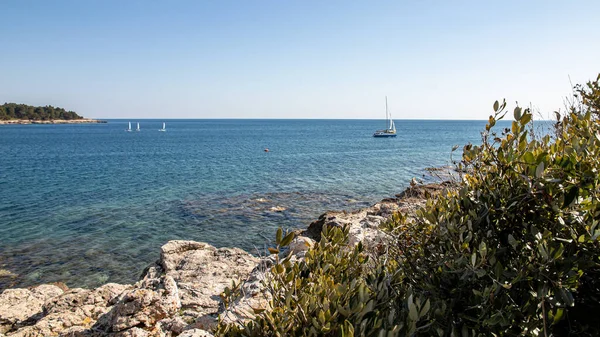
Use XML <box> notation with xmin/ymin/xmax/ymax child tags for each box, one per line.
<box><xmin>0</xmin><ymin>103</ymin><xmax>105</xmax><ymax>125</ymax></box>
<box><xmin>0</xmin><ymin>119</ymin><xmax>106</xmax><ymax>125</ymax></box>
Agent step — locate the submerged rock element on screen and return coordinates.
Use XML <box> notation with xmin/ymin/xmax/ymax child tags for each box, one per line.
<box><xmin>0</xmin><ymin>270</ymin><xmax>17</xmax><ymax>279</ymax></box>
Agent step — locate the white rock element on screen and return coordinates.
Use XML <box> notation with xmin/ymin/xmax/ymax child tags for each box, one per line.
<box><xmin>0</xmin><ymin>284</ymin><xmax>63</xmax><ymax>334</ymax></box>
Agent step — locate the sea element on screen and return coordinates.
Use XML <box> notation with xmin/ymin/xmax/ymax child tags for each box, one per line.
<box><xmin>0</xmin><ymin>119</ymin><xmax>504</xmax><ymax>290</ymax></box>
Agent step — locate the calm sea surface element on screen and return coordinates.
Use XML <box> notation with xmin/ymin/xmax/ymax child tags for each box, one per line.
<box><xmin>0</xmin><ymin>119</ymin><xmax>501</xmax><ymax>290</ymax></box>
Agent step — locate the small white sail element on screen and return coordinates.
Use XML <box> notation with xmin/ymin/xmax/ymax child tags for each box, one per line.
<box><xmin>159</xmin><ymin>122</ymin><xmax>166</xmax><ymax>132</ymax></box>
<box><xmin>136</xmin><ymin>122</ymin><xmax>140</xmax><ymax>131</ymax></box>
<box><xmin>126</xmin><ymin>121</ymin><xmax>132</xmax><ymax>132</ymax></box>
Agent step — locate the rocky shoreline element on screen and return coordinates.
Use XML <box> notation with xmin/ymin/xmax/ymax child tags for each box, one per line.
<box><xmin>0</xmin><ymin>182</ymin><xmax>451</xmax><ymax>337</ymax></box>
<box><xmin>0</xmin><ymin>119</ymin><xmax>107</xmax><ymax>125</ymax></box>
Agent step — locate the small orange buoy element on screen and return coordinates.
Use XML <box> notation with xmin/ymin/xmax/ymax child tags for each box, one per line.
<box><xmin>264</xmin><ymin>148</ymin><xmax>269</xmax><ymax>152</ymax></box>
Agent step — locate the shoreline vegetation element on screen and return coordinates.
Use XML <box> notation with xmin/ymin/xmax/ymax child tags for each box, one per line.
<box><xmin>1</xmin><ymin>74</ymin><xmax>599</xmax><ymax>336</ymax></box>
<box><xmin>0</xmin><ymin>103</ymin><xmax>105</xmax><ymax>124</ymax></box>
<box><xmin>0</xmin><ymin>119</ymin><xmax>106</xmax><ymax>125</ymax></box>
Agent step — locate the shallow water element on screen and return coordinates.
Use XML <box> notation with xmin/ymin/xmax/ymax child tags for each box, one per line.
<box><xmin>0</xmin><ymin>119</ymin><xmax>501</xmax><ymax>289</ymax></box>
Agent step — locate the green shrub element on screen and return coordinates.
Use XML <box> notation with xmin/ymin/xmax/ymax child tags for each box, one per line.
<box><xmin>216</xmin><ymin>74</ymin><xmax>600</xmax><ymax>336</ymax></box>
<box><xmin>216</xmin><ymin>225</ymin><xmax>408</xmax><ymax>336</ymax></box>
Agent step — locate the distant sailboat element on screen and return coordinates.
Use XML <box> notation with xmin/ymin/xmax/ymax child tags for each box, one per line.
<box><xmin>373</xmin><ymin>97</ymin><xmax>397</xmax><ymax>137</ymax></box>
<box><xmin>126</xmin><ymin>121</ymin><xmax>132</xmax><ymax>132</ymax></box>
<box><xmin>159</xmin><ymin>122</ymin><xmax>166</xmax><ymax>132</ymax></box>
<box><xmin>136</xmin><ymin>122</ymin><xmax>140</xmax><ymax>131</ymax></box>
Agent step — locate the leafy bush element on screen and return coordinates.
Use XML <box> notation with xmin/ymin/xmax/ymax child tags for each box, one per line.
<box><xmin>216</xmin><ymin>74</ymin><xmax>600</xmax><ymax>336</ymax></box>
<box><xmin>216</xmin><ymin>225</ymin><xmax>407</xmax><ymax>336</ymax></box>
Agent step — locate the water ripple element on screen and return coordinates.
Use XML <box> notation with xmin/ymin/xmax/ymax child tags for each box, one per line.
<box><xmin>0</xmin><ymin>119</ymin><xmax>497</xmax><ymax>290</ymax></box>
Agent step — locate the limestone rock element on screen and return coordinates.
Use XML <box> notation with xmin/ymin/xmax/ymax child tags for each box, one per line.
<box><xmin>218</xmin><ymin>258</ymin><xmax>273</xmax><ymax>326</ymax></box>
<box><xmin>44</xmin><ymin>283</ymin><xmax>129</xmax><ymax>316</ymax></box>
<box><xmin>3</xmin><ymin>283</ymin><xmax>128</xmax><ymax>337</ymax></box>
<box><xmin>0</xmin><ymin>284</ymin><xmax>64</xmax><ymax>334</ymax></box>
<box><xmin>178</xmin><ymin>328</ymin><xmax>214</xmax><ymax>337</ymax></box>
<box><xmin>288</xmin><ymin>236</ymin><xmax>315</xmax><ymax>256</ymax></box>
<box><xmin>157</xmin><ymin>241</ymin><xmax>259</xmax><ymax>318</ymax></box>
<box><xmin>93</xmin><ymin>240</ymin><xmax>259</xmax><ymax>335</ymax></box>
<box><xmin>300</xmin><ymin>182</ymin><xmax>451</xmax><ymax>251</ymax></box>
<box><xmin>112</xmin><ymin>327</ymin><xmax>149</xmax><ymax>337</ymax></box>
<box><xmin>94</xmin><ymin>278</ymin><xmax>181</xmax><ymax>332</ymax></box>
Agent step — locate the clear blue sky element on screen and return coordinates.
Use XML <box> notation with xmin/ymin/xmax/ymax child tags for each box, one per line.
<box><xmin>1</xmin><ymin>1</ymin><xmax>599</xmax><ymax>119</ymax></box>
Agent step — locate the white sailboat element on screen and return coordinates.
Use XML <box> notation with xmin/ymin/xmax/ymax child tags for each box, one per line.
<box><xmin>159</xmin><ymin>122</ymin><xmax>166</xmax><ymax>132</ymax></box>
<box><xmin>373</xmin><ymin>96</ymin><xmax>397</xmax><ymax>137</ymax></box>
<box><xmin>126</xmin><ymin>121</ymin><xmax>132</xmax><ymax>132</ymax></box>
<box><xmin>136</xmin><ymin>122</ymin><xmax>140</xmax><ymax>131</ymax></box>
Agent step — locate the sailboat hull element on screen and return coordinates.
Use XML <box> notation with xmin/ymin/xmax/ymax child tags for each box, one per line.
<box><xmin>373</xmin><ymin>132</ymin><xmax>397</xmax><ymax>137</ymax></box>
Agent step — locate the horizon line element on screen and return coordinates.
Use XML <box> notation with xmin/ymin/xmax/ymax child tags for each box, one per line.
<box><xmin>95</xmin><ymin>117</ymin><xmax>551</xmax><ymax>122</ymax></box>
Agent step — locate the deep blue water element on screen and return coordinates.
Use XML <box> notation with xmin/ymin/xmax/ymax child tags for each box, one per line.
<box><xmin>0</xmin><ymin>119</ymin><xmax>498</xmax><ymax>289</ymax></box>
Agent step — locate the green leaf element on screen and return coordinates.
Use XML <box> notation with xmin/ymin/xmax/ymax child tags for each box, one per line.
<box><xmin>535</xmin><ymin>161</ymin><xmax>545</xmax><ymax>178</ymax></box>
<box><xmin>558</xmin><ymin>288</ymin><xmax>575</xmax><ymax>307</ymax></box>
<box><xmin>520</xmin><ymin>113</ymin><xmax>532</xmax><ymax>126</ymax></box>
<box><xmin>408</xmin><ymin>295</ymin><xmax>419</xmax><ymax>321</ymax></box>
<box><xmin>523</xmin><ymin>152</ymin><xmax>535</xmax><ymax>164</ymax></box>
<box><xmin>493</xmin><ymin>100</ymin><xmax>499</xmax><ymax>112</ymax></box>
<box><xmin>276</xmin><ymin>227</ymin><xmax>283</xmax><ymax>244</ymax></box>
<box><xmin>342</xmin><ymin>320</ymin><xmax>354</xmax><ymax>337</ymax></box>
<box><xmin>538</xmin><ymin>244</ymin><xmax>548</xmax><ymax>260</ymax></box>
<box><xmin>420</xmin><ymin>299</ymin><xmax>431</xmax><ymax>316</ymax></box>
<box><xmin>508</xmin><ymin>234</ymin><xmax>518</xmax><ymax>249</ymax></box>
<box><xmin>553</xmin><ymin>308</ymin><xmax>564</xmax><ymax>325</ymax></box>
<box><xmin>514</xmin><ymin>106</ymin><xmax>522</xmax><ymax>121</ymax></box>
<box><xmin>318</xmin><ymin>310</ymin><xmax>326</xmax><ymax>325</ymax></box>
<box><xmin>280</xmin><ymin>232</ymin><xmax>295</xmax><ymax>247</ymax></box>
<box><xmin>268</xmin><ymin>247</ymin><xmax>279</xmax><ymax>254</ymax></box>
<box><xmin>251</xmin><ymin>307</ymin><xmax>266</xmax><ymax>314</ymax></box>
<box><xmin>552</xmin><ymin>243</ymin><xmax>564</xmax><ymax>260</ymax></box>
<box><xmin>479</xmin><ymin>241</ymin><xmax>487</xmax><ymax>259</ymax></box>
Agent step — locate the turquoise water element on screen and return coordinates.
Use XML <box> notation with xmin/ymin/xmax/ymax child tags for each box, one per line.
<box><xmin>0</xmin><ymin>119</ymin><xmax>495</xmax><ymax>289</ymax></box>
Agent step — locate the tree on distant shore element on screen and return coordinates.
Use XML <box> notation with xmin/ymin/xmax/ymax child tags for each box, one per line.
<box><xmin>0</xmin><ymin>103</ymin><xmax>83</xmax><ymax>120</ymax></box>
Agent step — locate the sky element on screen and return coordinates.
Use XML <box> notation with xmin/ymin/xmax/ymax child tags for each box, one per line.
<box><xmin>1</xmin><ymin>1</ymin><xmax>599</xmax><ymax>119</ymax></box>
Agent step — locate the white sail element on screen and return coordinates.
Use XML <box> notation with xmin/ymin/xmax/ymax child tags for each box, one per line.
<box><xmin>385</xmin><ymin>96</ymin><xmax>390</xmax><ymax>129</ymax></box>
<box><xmin>136</xmin><ymin>122</ymin><xmax>140</xmax><ymax>131</ymax></box>
<box><xmin>126</xmin><ymin>122</ymin><xmax>131</xmax><ymax>131</ymax></box>
<box><xmin>163</xmin><ymin>122</ymin><xmax>166</xmax><ymax>130</ymax></box>
<box><xmin>159</xmin><ymin>122</ymin><xmax>166</xmax><ymax>132</ymax></box>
